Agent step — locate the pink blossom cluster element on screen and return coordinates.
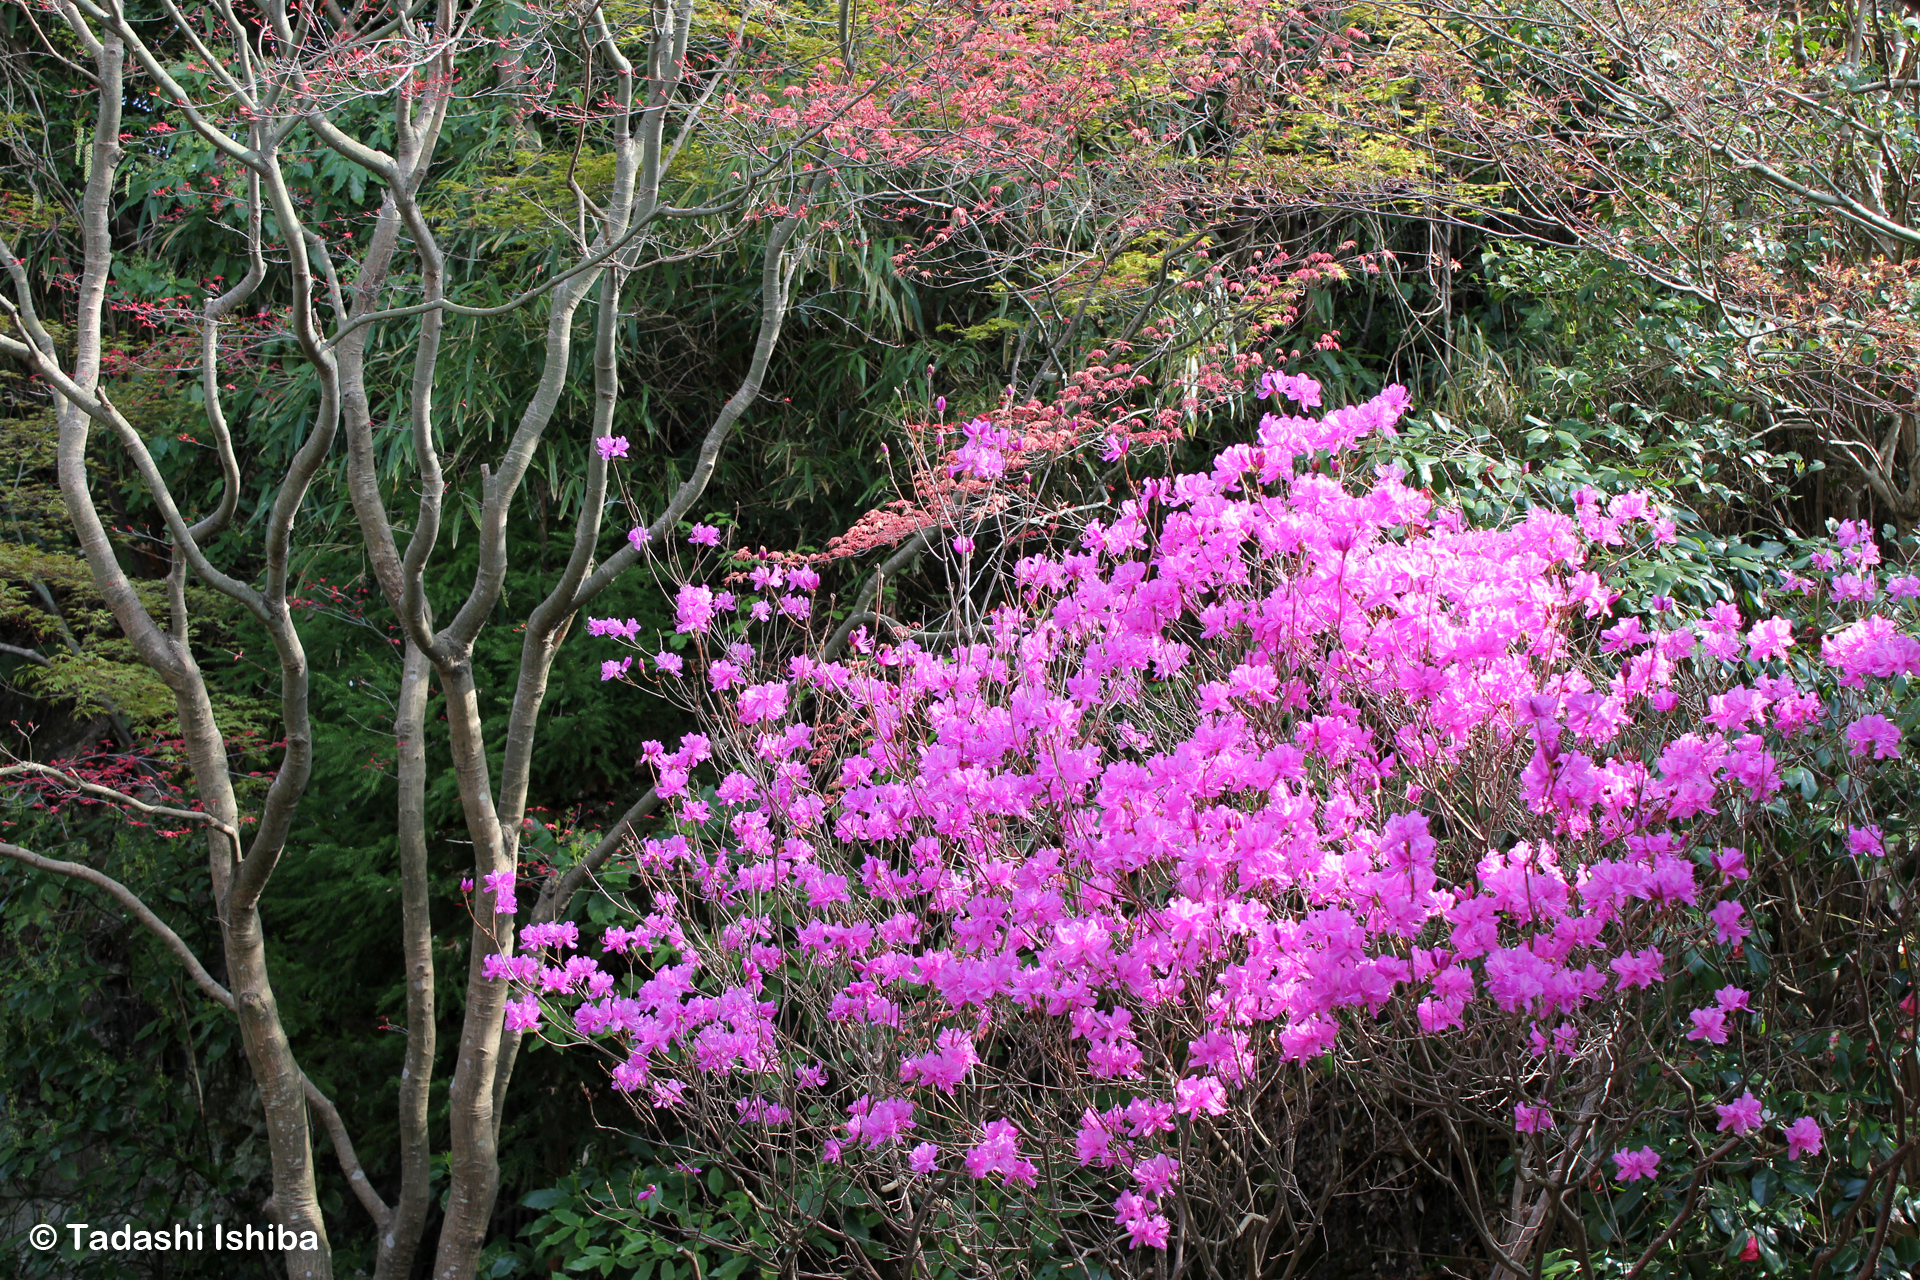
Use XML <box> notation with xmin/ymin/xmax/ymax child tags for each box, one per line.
<box><xmin>515</xmin><ymin>380</ymin><xmax>1911</xmax><ymax>1251</ymax></box>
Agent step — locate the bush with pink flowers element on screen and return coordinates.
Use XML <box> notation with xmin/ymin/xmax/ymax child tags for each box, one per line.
<box><xmin>504</xmin><ymin>377</ymin><xmax>1916</xmax><ymax>1278</ymax></box>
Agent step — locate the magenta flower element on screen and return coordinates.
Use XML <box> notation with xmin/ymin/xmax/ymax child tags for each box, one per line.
<box><xmin>1174</xmin><ymin>1075</ymin><xmax>1228</xmax><ymax>1117</ymax></box>
<box><xmin>688</xmin><ymin>523</ymin><xmax>722</xmax><ymax>547</ymax></box>
<box><xmin>1131</xmin><ymin>1153</ymin><xmax>1180</xmax><ymax>1198</ymax></box>
<box><xmin>1785</xmin><ymin>1116</ymin><xmax>1824</xmax><ymax>1160</ymax></box>
<box><xmin>1834</xmin><ymin>572</ymin><xmax>1879</xmax><ymax>603</ymax></box>
<box><xmin>674</xmin><ymin>584</ymin><xmax>716</xmax><ymax>633</ymax></box>
<box><xmin>503</xmin><ymin>994</ymin><xmax>541</xmax><ymax>1032</ymax></box>
<box><xmin>965</xmin><ymin>1119</ymin><xmax>1037</xmax><ymax>1188</ymax></box>
<box><xmin>1849</xmin><ymin>825</ymin><xmax>1886</xmax><ymax>858</ymax></box>
<box><xmin>483</xmin><ymin>869</ymin><xmax>517</xmax><ymax>915</ymax></box>
<box><xmin>1687</xmin><ymin>1006</ymin><xmax>1729</xmax><ymax>1045</ymax></box>
<box><xmin>909</xmin><ymin>1142</ymin><xmax>939</xmax><ymax>1174</ymax></box>
<box><xmin>587</xmin><ymin>616</ymin><xmax>641</xmax><ymax>639</ymax></box>
<box><xmin>1260</xmin><ymin>369</ymin><xmax>1323</xmax><ymax>407</ymax></box>
<box><xmin>901</xmin><ymin>1029</ymin><xmax>978</xmax><ymax>1094</ymax></box>
<box><xmin>521</xmin><ymin>921</ymin><xmax>579</xmax><ymax>950</ymax></box>
<box><xmin>1747</xmin><ymin>617</ymin><xmax>1793</xmax><ymax>662</ymax></box>
<box><xmin>1846</xmin><ymin>713</ymin><xmax>1902</xmax><ymax>759</ymax></box>
<box><xmin>1823</xmin><ymin>616</ymin><xmax>1920</xmax><ymax>685</ymax></box>
<box><xmin>1075</xmin><ymin>1109</ymin><xmax>1121</xmax><ymax>1168</ymax></box>
<box><xmin>1715</xmin><ymin>1090</ymin><xmax>1764</xmax><ymax>1134</ymax></box>
<box><xmin>1613</xmin><ymin>1146</ymin><xmax>1660</xmax><ymax>1182</ymax></box>
<box><xmin>949</xmin><ymin>418</ymin><xmax>1009</xmax><ymax>479</ymax></box>
<box><xmin>1609</xmin><ymin>947</ymin><xmax>1663</xmax><ymax>991</ymax></box>
<box><xmin>1709</xmin><ymin>898</ymin><xmax>1751</xmax><ymax>947</ymax></box>
<box><xmin>736</xmin><ymin>680</ymin><xmax>789</xmax><ymax>725</ymax></box>
<box><xmin>1601</xmin><ymin>615</ymin><xmax>1651</xmax><ymax>652</ymax></box>
<box><xmin>1514</xmin><ymin>1103</ymin><xmax>1554</xmax><ymax>1133</ymax></box>
<box><xmin>844</xmin><ymin>1095</ymin><xmax>915</xmax><ymax>1149</ymax></box>
<box><xmin>1115</xmin><ymin>1192</ymin><xmax>1170</xmax><ymax>1250</ymax></box>
<box><xmin>595</xmin><ymin>435</ymin><xmax>630</xmax><ymax>460</ymax></box>
<box><xmin>627</xmin><ymin>525</ymin><xmax>651</xmax><ymax>549</ymax></box>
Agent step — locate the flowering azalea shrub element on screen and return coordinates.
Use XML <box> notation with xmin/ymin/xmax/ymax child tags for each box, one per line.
<box><xmin>501</xmin><ymin>377</ymin><xmax>1915</xmax><ymax>1277</ymax></box>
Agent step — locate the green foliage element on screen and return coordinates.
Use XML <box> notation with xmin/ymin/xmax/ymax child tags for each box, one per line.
<box><xmin>19</xmin><ymin>642</ymin><xmax>179</xmax><ymax>729</ymax></box>
<box><xmin>0</xmin><ymin>811</ymin><xmax>274</xmax><ymax>1280</ymax></box>
<box><xmin>492</xmin><ymin>1157</ymin><xmax>774</xmax><ymax>1279</ymax></box>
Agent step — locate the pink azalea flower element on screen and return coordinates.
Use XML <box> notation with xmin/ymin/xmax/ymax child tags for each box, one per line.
<box><xmin>1709</xmin><ymin>899</ymin><xmax>1751</xmax><ymax>947</ymax></box>
<box><xmin>1715</xmin><ymin>1090</ymin><xmax>1764</xmax><ymax>1134</ymax></box>
<box><xmin>844</xmin><ymin>1095</ymin><xmax>915</xmax><ymax>1149</ymax></box>
<box><xmin>1711</xmin><ymin>847</ymin><xmax>1749</xmax><ymax>881</ymax></box>
<box><xmin>736</xmin><ymin>681</ymin><xmax>789</xmax><ymax>724</ymax></box>
<box><xmin>1610</xmin><ymin>948</ymin><xmax>1663</xmax><ymax>991</ymax></box>
<box><xmin>1613</xmin><ymin>1146</ymin><xmax>1660</xmax><ymax>1182</ymax></box>
<box><xmin>1687</xmin><ymin>1006</ymin><xmax>1729</xmax><ymax>1045</ymax></box>
<box><xmin>1131</xmin><ymin>1153</ymin><xmax>1180</xmax><ymax>1198</ymax></box>
<box><xmin>503</xmin><ymin>995</ymin><xmax>541</xmax><ymax>1032</ymax></box>
<box><xmin>1846</xmin><ymin>714</ymin><xmax>1902</xmax><ymax>759</ymax></box>
<box><xmin>1785</xmin><ymin>1116</ymin><xmax>1824</xmax><ymax>1160</ymax></box>
<box><xmin>1849</xmin><ymin>825</ymin><xmax>1886</xmax><ymax>858</ymax></box>
<box><xmin>1260</xmin><ymin>370</ymin><xmax>1323</xmax><ymax>407</ymax></box>
<box><xmin>1174</xmin><ymin>1075</ymin><xmax>1228</xmax><ymax>1117</ymax></box>
<box><xmin>1114</xmin><ymin>1191</ymin><xmax>1170</xmax><ymax>1250</ymax></box>
<box><xmin>965</xmin><ymin>1119</ymin><xmax>1037</xmax><ymax>1188</ymax></box>
<box><xmin>1747</xmin><ymin>617</ymin><xmax>1793</xmax><ymax>662</ymax></box>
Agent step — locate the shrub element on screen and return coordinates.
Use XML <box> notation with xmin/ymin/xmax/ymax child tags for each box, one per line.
<box><xmin>514</xmin><ymin>377</ymin><xmax>1916</xmax><ymax>1277</ymax></box>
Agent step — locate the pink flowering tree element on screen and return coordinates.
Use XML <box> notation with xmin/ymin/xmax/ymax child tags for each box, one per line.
<box><xmin>499</xmin><ymin>374</ymin><xmax>1916</xmax><ymax>1276</ymax></box>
